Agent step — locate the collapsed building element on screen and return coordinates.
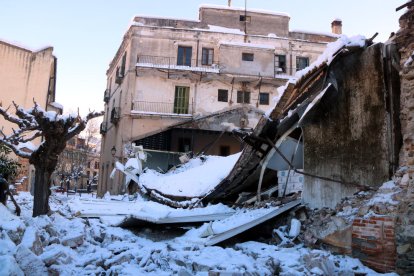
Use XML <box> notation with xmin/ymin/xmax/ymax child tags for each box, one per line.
<box><xmin>98</xmin><ymin>4</ymin><xmax>340</xmax><ymax>196</ymax></box>
<box><xmin>96</xmin><ymin>3</ymin><xmax>414</xmax><ymax>274</ymax></box>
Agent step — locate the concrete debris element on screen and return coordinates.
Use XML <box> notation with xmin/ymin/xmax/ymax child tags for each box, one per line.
<box><xmin>15</xmin><ymin>245</ymin><xmax>48</xmax><ymax>275</ymax></box>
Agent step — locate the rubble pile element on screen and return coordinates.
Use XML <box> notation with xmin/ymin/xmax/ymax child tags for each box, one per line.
<box><xmin>0</xmin><ymin>192</ymin><xmax>388</xmax><ymax>275</ymax></box>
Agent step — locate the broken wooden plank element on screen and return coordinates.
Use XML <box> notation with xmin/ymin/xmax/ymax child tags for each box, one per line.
<box><xmin>204</xmin><ymin>199</ymin><xmax>301</xmax><ymax>246</ymax></box>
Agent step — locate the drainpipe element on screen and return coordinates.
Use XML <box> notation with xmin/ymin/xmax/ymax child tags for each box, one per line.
<box><xmin>289</xmin><ymin>41</ymin><xmax>293</xmax><ymax>75</ymax></box>
<box><xmin>244</xmin><ymin>0</ymin><xmax>247</xmax><ymax>42</ymax></box>
<box><xmin>196</xmin><ymin>37</ymin><xmax>200</xmax><ymax>66</ymax></box>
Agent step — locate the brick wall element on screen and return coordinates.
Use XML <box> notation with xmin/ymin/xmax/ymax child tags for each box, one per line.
<box><xmin>352</xmin><ymin>216</ymin><xmax>396</xmax><ymax>273</ymax></box>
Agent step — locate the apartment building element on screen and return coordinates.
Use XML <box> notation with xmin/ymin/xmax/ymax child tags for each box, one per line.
<box><xmin>99</xmin><ymin>4</ymin><xmax>340</xmax><ymax>195</ymax></box>
<box><xmin>0</xmin><ymin>40</ymin><xmax>61</xmax><ymax>190</ymax></box>
<box><xmin>54</xmin><ymin>136</ymin><xmax>100</xmax><ymax>191</ymax></box>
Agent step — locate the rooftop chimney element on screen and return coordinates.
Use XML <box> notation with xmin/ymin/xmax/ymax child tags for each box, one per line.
<box><xmin>331</xmin><ymin>18</ymin><xmax>342</xmax><ymax>35</ymax></box>
<box><xmin>228</xmin><ymin>0</ymin><xmax>231</xmax><ymax>7</ymax></box>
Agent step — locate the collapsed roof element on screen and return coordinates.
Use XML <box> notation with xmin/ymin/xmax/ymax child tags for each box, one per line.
<box><xmin>116</xmin><ymin>34</ymin><xmax>400</xmax><ymax>209</ymax></box>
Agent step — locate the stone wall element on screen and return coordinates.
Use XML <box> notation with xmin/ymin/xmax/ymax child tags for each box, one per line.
<box><xmin>394</xmin><ymin>3</ymin><xmax>414</xmax><ymax>274</ymax></box>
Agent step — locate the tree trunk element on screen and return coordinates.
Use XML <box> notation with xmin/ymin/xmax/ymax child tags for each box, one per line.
<box><xmin>32</xmin><ymin>165</ymin><xmax>51</xmax><ymax>217</ymax></box>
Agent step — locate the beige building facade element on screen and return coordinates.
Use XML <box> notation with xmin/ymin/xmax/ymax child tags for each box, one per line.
<box><xmin>99</xmin><ymin>5</ymin><xmax>340</xmax><ymax>195</ymax></box>
<box><xmin>0</xmin><ymin>40</ymin><xmax>60</xmax><ymax>190</ymax></box>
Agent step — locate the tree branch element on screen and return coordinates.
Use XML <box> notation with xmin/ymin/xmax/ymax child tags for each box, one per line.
<box><xmin>0</xmin><ymin>139</ymin><xmax>31</xmax><ymax>159</ymax></box>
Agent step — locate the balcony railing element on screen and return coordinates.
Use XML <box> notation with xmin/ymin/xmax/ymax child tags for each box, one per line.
<box><xmin>103</xmin><ymin>89</ymin><xmax>110</xmax><ymax>103</ymax></box>
<box><xmin>110</xmin><ymin>107</ymin><xmax>121</xmax><ymax>124</ymax></box>
<box><xmin>132</xmin><ymin>101</ymin><xmax>193</xmax><ymax>115</ymax></box>
<box><xmin>136</xmin><ymin>55</ymin><xmax>220</xmax><ymax>73</ymax></box>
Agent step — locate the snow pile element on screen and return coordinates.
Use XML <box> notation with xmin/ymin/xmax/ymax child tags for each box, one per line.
<box><xmin>0</xmin><ymin>192</ymin><xmax>397</xmax><ymax>275</ymax></box>
<box><xmin>140</xmin><ymin>153</ymin><xmax>241</xmax><ymax>198</ymax></box>
<box><xmin>366</xmin><ymin>180</ymin><xmax>400</xmax><ymax>207</ymax></box>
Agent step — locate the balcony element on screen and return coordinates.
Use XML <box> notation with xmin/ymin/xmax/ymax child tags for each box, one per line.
<box><xmin>110</xmin><ymin>107</ymin><xmax>121</xmax><ymax>124</ymax></box>
<box><xmin>103</xmin><ymin>89</ymin><xmax>110</xmax><ymax>103</ymax></box>
<box><xmin>115</xmin><ymin>74</ymin><xmax>123</xmax><ymax>85</ymax></box>
<box><xmin>100</xmin><ymin>122</ymin><xmax>108</xmax><ymax>135</ymax></box>
<box><xmin>136</xmin><ymin>55</ymin><xmax>220</xmax><ymax>73</ymax></box>
<box><xmin>132</xmin><ymin>101</ymin><xmax>193</xmax><ymax>117</ymax></box>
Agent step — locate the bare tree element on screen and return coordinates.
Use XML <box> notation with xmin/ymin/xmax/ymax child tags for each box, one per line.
<box><xmin>0</xmin><ymin>101</ymin><xmax>103</xmax><ymax>216</ymax></box>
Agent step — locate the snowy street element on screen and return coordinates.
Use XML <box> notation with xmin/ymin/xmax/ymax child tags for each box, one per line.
<box><xmin>0</xmin><ymin>193</ymin><xmax>397</xmax><ymax>275</ymax></box>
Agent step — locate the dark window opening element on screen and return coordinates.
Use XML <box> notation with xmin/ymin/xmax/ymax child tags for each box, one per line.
<box><xmin>239</xmin><ymin>15</ymin><xmax>251</xmax><ymax>22</ymax></box>
<box><xmin>178</xmin><ymin>137</ymin><xmax>192</xmax><ymax>152</ymax></box>
<box><xmin>220</xmin><ymin>146</ymin><xmax>231</xmax><ymax>156</ymax></box>
<box><xmin>218</xmin><ymin>89</ymin><xmax>228</xmax><ymax>102</ymax></box>
<box><xmin>120</xmin><ymin>52</ymin><xmax>127</xmax><ymax>77</ymax></box>
<box><xmin>275</xmin><ymin>55</ymin><xmax>286</xmax><ymax>73</ymax></box>
<box><xmin>177</xmin><ymin>46</ymin><xmax>192</xmax><ymax>66</ymax></box>
<box><xmin>202</xmin><ymin>48</ymin><xmax>214</xmax><ymax>65</ymax></box>
<box><xmin>296</xmin><ymin>57</ymin><xmax>309</xmax><ymax>71</ymax></box>
<box><xmin>259</xmin><ymin>93</ymin><xmax>270</xmax><ymax>105</ymax></box>
<box><xmin>237</xmin><ymin>91</ymin><xmax>250</xmax><ymax>104</ymax></box>
<box><xmin>242</xmin><ymin>53</ymin><xmax>254</xmax><ymax>61</ymax></box>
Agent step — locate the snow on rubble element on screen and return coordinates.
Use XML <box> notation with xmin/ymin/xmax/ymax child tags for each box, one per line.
<box><xmin>0</xmin><ymin>192</ymin><xmax>398</xmax><ymax>275</ymax></box>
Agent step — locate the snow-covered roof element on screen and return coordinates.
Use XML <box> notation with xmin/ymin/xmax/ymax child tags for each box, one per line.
<box><xmin>220</xmin><ymin>41</ymin><xmax>275</xmax><ymax>50</ymax></box>
<box><xmin>134</xmin><ymin>14</ymin><xmax>199</xmax><ymax>23</ymax></box>
<box><xmin>49</xmin><ymin>102</ymin><xmax>64</xmax><ymax>110</ymax></box>
<box><xmin>207</xmin><ymin>25</ymin><xmax>245</xmax><ymax>35</ymax></box>
<box><xmin>199</xmin><ymin>4</ymin><xmax>290</xmax><ymax>18</ymax></box>
<box><xmin>0</xmin><ymin>38</ymin><xmax>53</xmax><ymax>53</ymax></box>
<box><xmin>290</xmin><ymin>29</ymin><xmax>340</xmax><ymax>38</ymax></box>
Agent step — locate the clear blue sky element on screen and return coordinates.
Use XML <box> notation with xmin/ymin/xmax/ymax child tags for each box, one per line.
<box><xmin>0</xmin><ymin>0</ymin><xmax>405</xmax><ymax>115</ymax></box>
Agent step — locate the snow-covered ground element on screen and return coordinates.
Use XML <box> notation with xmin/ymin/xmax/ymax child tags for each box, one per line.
<box><xmin>0</xmin><ymin>192</ymin><xmax>398</xmax><ymax>275</ymax></box>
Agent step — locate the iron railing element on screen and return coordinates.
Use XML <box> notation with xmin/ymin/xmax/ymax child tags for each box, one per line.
<box><xmin>110</xmin><ymin>107</ymin><xmax>121</xmax><ymax>124</ymax></box>
<box><xmin>132</xmin><ymin>101</ymin><xmax>193</xmax><ymax>115</ymax></box>
<box><xmin>103</xmin><ymin>89</ymin><xmax>110</xmax><ymax>103</ymax></box>
<box><xmin>136</xmin><ymin>55</ymin><xmax>220</xmax><ymax>71</ymax></box>
<box><xmin>100</xmin><ymin>122</ymin><xmax>108</xmax><ymax>135</ymax></box>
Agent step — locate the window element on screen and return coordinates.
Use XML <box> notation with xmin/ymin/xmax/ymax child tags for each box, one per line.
<box><xmin>239</xmin><ymin>15</ymin><xmax>251</xmax><ymax>22</ymax></box>
<box><xmin>178</xmin><ymin>137</ymin><xmax>192</xmax><ymax>152</ymax></box>
<box><xmin>120</xmin><ymin>52</ymin><xmax>127</xmax><ymax>77</ymax></box>
<box><xmin>94</xmin><ymin>162</ymin><xmax>99</xmax><ymax>170</ymax></box>
<box><xmin>242</xmin><ymin>53</ymin><xmax>254</xmax><ymax>61</ymax></box>
<box><xmin>174</xmin><ymin>86</ymin><xmax>190</xmax><ymax>114</ymax></box>
<box><xmin>218</xmin><ymin>89</ymin><xmax>228</xmax><ymax>102</ymax></box>
<box><xmin>177</xmin><ymin>46</ymin><xmax>192</xmax><ymax>66</ymax></box>
<box><xmin>220</xmin><ymin>146</ymin><xmax>230</xmax><ymax>157</ymax></box>
<box><xmin>201</xmin><ymin>48</ymin><xmax>214</xmax><ymax>65</ymax></box>
<box><xmin>237</xmin><ymin>91</ymin><xmax>250</xmax><ymax>104</ymax></box>
<box><xmin>259</xmin><ymin>93</ymin><xmax>270</xmax><ymax>105</ymax></box>
<box><xmin>296</xmin><ymin>57</ymin><xmax>309</xmax><ymax>71</ymax></box>
<box><xmin>275</xmin><ymin>55</ymin><xmax>286</xmax><ymax>73</ymax></box>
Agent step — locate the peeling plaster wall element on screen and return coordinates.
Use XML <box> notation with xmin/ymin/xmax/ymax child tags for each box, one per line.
<box><xmin>303</xmin><ymin>44</ymin><xmax>391</xmax><ymax>209</ymax></box>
